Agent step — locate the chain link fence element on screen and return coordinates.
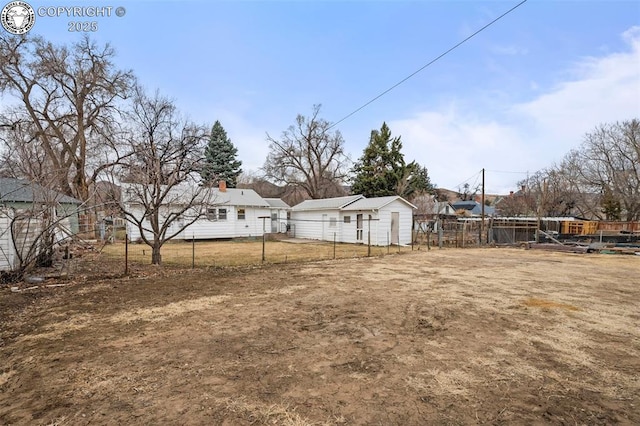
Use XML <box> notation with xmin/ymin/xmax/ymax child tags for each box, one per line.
<box><xmin>98</xmin><ymin>234</ymin><xmax>417</xmax><ymax>270</ymax></box>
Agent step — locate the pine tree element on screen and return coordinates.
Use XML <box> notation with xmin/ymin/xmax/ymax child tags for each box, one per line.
<box><xmin>351</xmin><ymin>122</ymin><xmax>406</xmax><ymax>197</ymax></box>
<box><xmin>200</xmin><ymin>121</ymin><xmax>242</xmax><ymax>187</ymax></box>
<box><xmin>402</xmin><ymin>162</ymin><xmax>435</xmax><ymax>199</ymax></box>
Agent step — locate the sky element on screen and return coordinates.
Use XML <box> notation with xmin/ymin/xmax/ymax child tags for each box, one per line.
<box><xmin>7</xmin><ymin>0</ymin><xmax>640</xmax><ymax>194</ymax></box>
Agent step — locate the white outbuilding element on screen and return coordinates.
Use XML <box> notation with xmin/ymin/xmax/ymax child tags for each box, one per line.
<box><xmin>290</xmin><ymin>195</ymin><xmax>416</xmax><ymax>246</ymax></box>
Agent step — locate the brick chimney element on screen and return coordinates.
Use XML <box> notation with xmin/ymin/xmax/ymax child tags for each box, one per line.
<box><xmin>219</xmin><ymin>180</ymin><xmax>227</xmax><ymax>192</ymax></box>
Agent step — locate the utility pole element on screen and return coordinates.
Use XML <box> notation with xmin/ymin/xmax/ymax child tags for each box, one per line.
<box><xmin>480</xmin><ymin>168</ymin><xmax>485</xmax><ymax>246</ymax></box>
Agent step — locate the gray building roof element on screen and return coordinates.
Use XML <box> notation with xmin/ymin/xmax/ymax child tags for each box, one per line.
<box><xmin>292</xmin><ymin>195</ymin><xmax>364</xmax><ymax>211</ymax></box>
<box><xmin>215</xmin><ymin>188</ymin><xmax>270</xmax><ymax>207</ymax></box>
<box><xmin>0</xmin><ymin>178</ymin><xmax>82</xmax><ymax>205</ymax></box>
<box><xmin>122</xmin><ymin>184</ymin><xmax>270</xmax><ymax>207</ymax></box>
<box><xmin>264</xmin><ymin>198</ymin><xmax>290</xmax><ymax>209</ymax></box>
<box><xmin>452</xmin><ymin>200</ymin><xmax>496</xmax><ymax>216</ymax></box>
<box><xmin>342</xmin><ymin>195</ymin><xmax>416</xmax><ymax>211</ymax></box>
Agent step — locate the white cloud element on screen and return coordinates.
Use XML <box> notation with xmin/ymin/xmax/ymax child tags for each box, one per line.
<box><xmin>391</xmin><ymin>107</ymin><xmax>528</xmax><ymax>194</ymax></box>
<box><xmin>390</xmin><ymin>27</ymin><xmax>640</xmax><ymax>194</ymax></box>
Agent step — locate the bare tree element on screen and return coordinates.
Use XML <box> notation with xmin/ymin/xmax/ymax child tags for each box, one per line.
<box><xmin>263</xmin><ymin>105</ymin><xmax>350</xmax><ymax>199</ymax></box>
<box><xmin>0</xmin><ymin>34</ymin><xmax>135</xmax><ymax>201</ymax></box>
<box><xmin>457</xmin><ymin>183</ymin><xmax>479</xmax><ymax>202</ymax></box>
<box><xmin>574</xmin><ymin>119</ymin><xmax>640</xmax><ymax>221</ymax></box>
<box><xmin>0</xmin><ymin>179</ymin><xmax>85</xmax><ymax>282</ymax></box>
<box><xmin>117</xmin><ymin>88</ymin><xmax>212</xmax><ymax>265</ymax></box>
<box><xmin>514</xmin><ymin>119</ymin><xmax>639</xmax><ymax>221</ymax></box>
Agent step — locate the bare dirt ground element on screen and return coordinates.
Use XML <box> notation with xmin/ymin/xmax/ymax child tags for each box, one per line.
<box><xmin>1</xmin><ymin>248</ymin><xmax>639</xmax><ymax>425</ymax></box>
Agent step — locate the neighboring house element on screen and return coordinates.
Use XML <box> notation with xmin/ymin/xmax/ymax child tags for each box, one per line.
<box><xmin>290</xmin><ymin>194</ymin><xmax>416</xmax><ymax>246</ymax></box>
<box><xmin>451</xmin><ymin>200</ymin><xmax>496</xmax><ymax>217</ymax></box>
<box><xmin>124</xmin><ymin>181</ymin><xmax>288</xmax><ymax>241</ymax></box>
<box><xmin>412</xmin><ymin>193</ymin><xmax>457</xmax><ymax>220</ymax></box>
<box><xmin>0</xmin><ymin>177</ymin><xmax>82</xmax><ymax>234</ymax></box>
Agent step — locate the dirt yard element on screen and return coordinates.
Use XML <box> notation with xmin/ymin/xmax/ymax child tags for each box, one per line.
<box><xmin>1</xmin><ymin>248</ymin><xmax>638</xmax><ymax>425</ymax></box>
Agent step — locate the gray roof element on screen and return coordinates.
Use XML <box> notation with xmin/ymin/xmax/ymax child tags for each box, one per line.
<box><xmin>264</xmin><ymin>198</ymin><xmax>290</xmax><ymax>209</ymax></box>
<box><xmin>452</xmin><ymin>200</ymin><xmax>496</xmax><ymax>216</ymax></box>
<box><xmin>342</xmin><ymin>195</ymin><xmax>416</xmax><ymax>211</ymax></box>
<box><xmin>215</xmin><ymin>188</ymin><xmax>270</xmax><ymax>207</ymax></box>
<box><xmin>0</xmin><ymin>178</ymin><xmax>81</xmax><ymax>205</ymax></box>
<box><xmin>292</xmin><ymin>195</ymin><xmax>364</xmax><ymax>211</ymax></box>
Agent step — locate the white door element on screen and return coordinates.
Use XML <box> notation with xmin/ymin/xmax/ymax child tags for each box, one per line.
<box><xmin>391</xmin><ymin>212</ymin><xmax>400</xmax><ymax>245</ymax></box>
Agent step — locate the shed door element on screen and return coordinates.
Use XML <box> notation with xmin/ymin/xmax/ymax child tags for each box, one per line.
<box><xmin>356</xmin><ymin>214</ymin><xmax>363</xmax><ymax>241</ymax></box>
<box><xmin>271</xmin><ymin>212</ymin><xmax>278</xmax><ymax>233</ymax></box>
<box><xmin>391</xmin><ymin>212</ymin><xmax>400</xmax><ymax>245</ymax></box>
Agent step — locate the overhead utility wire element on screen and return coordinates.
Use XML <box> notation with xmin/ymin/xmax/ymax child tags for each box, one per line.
<box><xmin>328</xmin><ymin>0</ymin><xmax>528</xmax><ymax>130</ymax></box>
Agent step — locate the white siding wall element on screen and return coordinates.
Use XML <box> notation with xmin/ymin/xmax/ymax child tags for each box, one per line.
<box><xmin>0</xmin><ymin>214</ymin><xmax>15</xmax><ymax>271</ymax></box>
<box><xmin>234</xmin><ymin>207</ymin><xmax>271</xmax><ymax>237</ymax></box>
<box><xmin>340</xmin><ymin>212</ymin><xmax>358</xmax><ymax>244</ymax></box>
<box><xmin>0</xmin><ymin>211</ymin><xmax>52</xmax><ymax>271</ymax></box>
<box><xmin>290</xmin><ymin>210</ymin><xmax>340</xmax><ymax>241</ymax></box>
<box><xmin>339</xmin><ymin>211</ymin><xmax>380</xmax><ymax>244</ymax></box>
<box><xmin>376</xmin><ymin>200</ymin><xmax>414</xmax><ymax>245</ymax></box>
<box><xmin>125</xmin><ymin>205</ymin><xmax>272</xmax><ymax>241</ymax></box>
<box><xmin>290</xmin><ymin>202</ymin><xmax>413</xmax><ymax>246</ymax></box>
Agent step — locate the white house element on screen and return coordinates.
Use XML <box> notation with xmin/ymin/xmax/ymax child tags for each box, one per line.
<box><xmin>124</xmin><ymin>182</ymin><xmax>288</xmax><ymax>241</ymax></box>
<box><xmin>290</xmin><ymin>195</ymin><xmax>416</xmax><ymax>246</ymax></box>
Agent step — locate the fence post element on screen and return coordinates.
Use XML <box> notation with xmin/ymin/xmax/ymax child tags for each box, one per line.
<box><xmin>367</xmin><ymin>218</ymin><xmax>371</xmax><ymax>257</ymax></box>
<box><xmin>387</xmin><ymin>231</ymin><xmax>390</xmax><ymax>254</ymax></box>
<box><xmin>124</xmin><ymin>232</ymin><xmax>128</xmax><ymax>276</ymax></box>
<box><xmin>192</xmin><ymin>234</ymin><xmax>195</xmax><ymax>269</ymax></box>
<box><xmin>333</xmin><ymin>232</ymin><xmax>336</xmax><ymax>259</ymax></box>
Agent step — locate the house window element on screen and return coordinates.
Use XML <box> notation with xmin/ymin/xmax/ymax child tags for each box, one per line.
<box><xmin>218</xmin><ymin>208</ymin><xmax>227</xmax><ymax>220</ymax></box>
<box><xmin>329</xmin><ymin>217</ymin><xmax>337</xmax><ymax>228</ymax></box>
<box><xmin>343</xmin><ymin>216</ymin><xmax>351</xmax><ymax>224</ymax></box>
<box><xmin>206</xmin><ymin>208</ymin><xmax>217</xmax><ymax>221</ymax></box>
<box><xmin>237</xmin><ymin>208</ymin><xmax>246</xmax><ymax>220</ymax></box>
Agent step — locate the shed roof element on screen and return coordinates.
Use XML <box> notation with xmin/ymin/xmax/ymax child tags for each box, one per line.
<box><xmin>341</xmin><ymin>195</ymin><xmax>416</xmax><ymax>211</ymax></box>
<box><xmin>292</xmin><ymin>195</ymin><xmax>364</xmax><ymax>211</ymax></box>
<box><xmin>264</xmin><ymin>198</ymin><xmax>290</xmax><ymax>209</ymax></box>
<box><xmin>0</xmin><ymin>178</ymin><xmax>82</xmax><ymax>205</ymax></box>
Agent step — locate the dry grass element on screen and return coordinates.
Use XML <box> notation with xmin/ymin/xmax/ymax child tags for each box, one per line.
<box><xmin>522</xmin><ymin>297</ymin><xmax>580</xmax><ymax>311</ymax></box>
<box><xmin>100</xmin><ymin>239</ymin><xmax>403</xmax><ymax>267</ymax></box>
<box><xmin>3</xmin><ymin>248</ymin><xmax>638</xmax><ymax>425</ymax></box>
<box><xmin>220</xmin><ymin>397</ymin><xmax>319</xmax><ymax>426</ymax></box>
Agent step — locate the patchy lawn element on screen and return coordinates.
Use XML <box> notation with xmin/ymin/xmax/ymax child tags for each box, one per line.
<box><xmin>1</xmin><ymin>248</ymin><xmax>638</xmax><ymax>425</ymax></box>
<box><xmin>100</xmin><ymin>238</ymin><xmax>397</xmax><ymax>267</ymax></box>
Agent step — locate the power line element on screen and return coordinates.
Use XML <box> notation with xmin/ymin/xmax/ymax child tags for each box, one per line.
<box><xmin>485</xmin><ymin>169</ymin><xmax>529</xmax><ymax>174</ymax></box>
<box><xmin>328</xmin><ymin>0</ymin><xmax>528</xmax><ymax>130</ymax></box>
<box><xmin>450</xmin><ymin>169</ymin><xmax>483</xmax><ymax>192</ymax></box>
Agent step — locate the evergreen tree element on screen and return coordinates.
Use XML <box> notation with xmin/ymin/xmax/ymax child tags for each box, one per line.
<box><xmin>351</xmin><ymin>122</ymin><xmax>407</xmax><ymax>197</ymax></box>
<box><xmin>402</xmin><ymin>162</ymin><xmax>435</xmax><ymax>199</ymax></box>
<box><xmin>200</xmin><ymin>121</ymin><xmax>242</xmax><ymax>187</ymax></box>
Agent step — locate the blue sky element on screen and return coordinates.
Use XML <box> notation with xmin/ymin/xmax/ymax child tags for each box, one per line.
<box><xmin>18</xmin><ymin>0</ymin><xmax>640</xmax><ymax>193</ymax></box>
